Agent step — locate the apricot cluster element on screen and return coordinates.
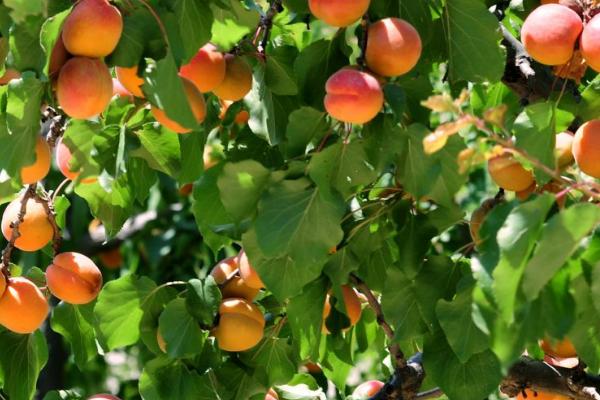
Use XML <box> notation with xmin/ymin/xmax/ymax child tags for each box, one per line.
<box><xmin>55</xmin><ymin>0</ymin><xmax>122</xmax><ymax>119</ymax></box>
<box><xmin>322</xmin><ymin>285</ymin><xmax>362</xmax><ymax>333</ymax></box>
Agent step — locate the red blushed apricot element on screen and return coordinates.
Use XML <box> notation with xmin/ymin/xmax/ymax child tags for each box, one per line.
<box><xmin>353</xmin><ymin>381</ymin><xmax>385</xmax><ymax>398</ymax></box>
<box><xmin>0</xmin><ymin>277</ymin><xmax>49</xmax><ymax>334</ymax></box>
<box><xmin>57</xmin><ymin>57</ymin><xmax>113</xmax><ymax>119</ymax></box>
<box><xmin>322</xmin><ymin>285</ymin><xmax>362</xmax><ymax>333</ymax></box>
<box><xmin>56</xmin><ymin>138</ymin><xmax>97</xmax><ymax>183</ymax></box>
<box><xmin>573</xmin><ymin>120</ymin><xmax>600</xmax><ymax>179</ymax></box>
<box><xmin>62</xmin><ymin>0</ymin><xmax>123</xmax><ymax>58</ymax></box>
<box><xmin>555</xmin><ymin>131</ymin><xmax>575</xmax><ymax>169</ymax></box>
<box><xmin>151</xmin><ymin>78</ymin><xmax>206</xmax><ymax>133</ymax></box>
<box><xmin>540</xmin><ymin>337</ymin><xmax>577</xmax><ymax>358</ymax></box>
<box><xmin>180</xmin><ymin>43</ymin><xmax>226</xmax><ymax>93</ymax></box>
<box><xmin>49</xmin><ymin>35</ymin><xmax>69</xmax><ymax>79</ymax></box>
<box><xmin>46</xmin><ymin>252</ymin><xmax>103</xmax><ymax>305</ymax></box>
<box><xmin>517</xmin><ymin>389</ymin><xmax>568</xmax><ymax>400</ymax></box>
<box><xmin>212</xmin><ymin>55</ymin><xmax>253</xmax><ymax>101</ymax></box>
<box><xmin>21</xmin><ymin>137</ymin><xmax>51</xmax><ymax>184</ymax></box>
<box><xmin>521</xmin><ymin>4</ymin><xmax>582</xmax><ymax>66</ymax></box>
<box><xmin>308</xmin><ymin>0</ymin><xmax>370</xmax><ymax>27</ymax></box>
<box><xmin>366</xmin><ymin>18</ymin><xmax>422</xmax><ymax>77</ymax></box>
<box><xmin>581</xmin><ymin>15</ymin><xmax>600</xmax><ymax>72</ymax></box>
<box><xmin>324</xmin><ymin>68</ymin><xmax>383</xmax><ymax>124</ymax></box>
<box><xmin>116</xmin><ymin>66</ymin><xmax>144</xmax><ymax>98</ymax></box>
<box><xmin>98</xmin><ymin>247</ymin><xmax>122</xmax><ymax>270</ymax></box>
<box><xmin>0</xmin><ymin>69</ymin><xmax>21</xmax><ymax>85</ymax></box>
<box><xmin>213</xmin><ymin>298</ymin><xmax>265</xmax><ymax>352</ymax></box>
<box><xmin>1</xmin><ymin>196</ymin><xmax>53</xmax><ymax>251</ymax></box>
<box><xmin>238</xmin><ymin>250</ymin><xmax>264</xmax><ymax>290</ymax></box>
<box><xmin>487</xmin><ymin>153</ymin><xmax>535</xmax><ymax>192</ymax></box>
<box><xmin>88</xmin><ymin>395</ymin><xmax>122</xmax><ymax>400</ymax></box>
<box><xmin>265</xmin><ymin>389</ymin><xmax>278</xmax><ymax>400</ymax></box>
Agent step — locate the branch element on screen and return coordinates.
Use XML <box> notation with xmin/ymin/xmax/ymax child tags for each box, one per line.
<box><xmin>37</xmin><ymin>188</ymin><xmax>62</xmax><ymax>256</ymax></box>
<box><xmin>357</xmin><ymin>14</ymin><xmax>370</xmax><ymax>69</ymax></box>
<box><xmin>368</xmin><ymin>353</ymin><xmax>426</xmax><ymax>400</ymax></box>
<box><xmin>42</xmin><ymin>106</ymin><xmax>65</xmax><ymax>149</ymax></box>
<box><xmin>1</xmin><ymin>185</ymin><xmax>37</xmax><ymax>274</ymax></box>
<box><xmin>258</xmin><ymin>0</ymin><xmax>283</xmax><ymax>55</ymax></box>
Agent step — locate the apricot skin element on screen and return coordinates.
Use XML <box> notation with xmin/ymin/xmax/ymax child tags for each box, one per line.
<box><xmin>366</xmin><ymin>18</ymin><xmax>422</xmax><ymax>77</ymax></box>
<box><xmin>238</xmin><ymin>250</ymin><xmax>264</xmax><ymax>290</ymax></box>
<box><xmin>1</xmin><ymin>196</ymin><xmax>53</xmax><ymax>252</ymax></box>
<box><xmin>49</xmin><ymin>35</ymin><xmax>69</xmax><ymax>79</ymax></box>
<box><xmin>211</xmin><ymin>257</ymin><xmax>259</xmax><ymax>301</ymax></box>
<box><xmin>517</xmin><ymin>389</ymin><xmax>568</xmax><ymax>400</ymax></box>
<box><xmin>540</xmin><ymin>337</ymin><xmax>577</xmax><ymax>358</ymax></box>
<box><xmin>21</xmin><ymin>137</ymin><xmax>51</xmax><ymax>184</ymax></box>
<box><xmin>116</xmin><ymin>66</ymin><xmax>144</xmax><ymax>98</ymax></box>
<box><xmin>180</xmin><ymin>44</ymin><xmax>226</xmax><ymax>93</ymax></box>
<box><xmin>487</xmin><ymin>153</ymin><xmax>535</xmax><ymax>192</ymax></box>
<box><xmin>353</xmin><ymin>380</ymin><xmax>385</xmax><ymax>398</ymax></box>
<box><xmin>581</xmin><ymin>15</ymin><xmax>600</xmax><ymax>72</ymax></box>
<box><xmin>324</xmin><ymin>68</ymin><xmax>384</xmax><ymax>124</ymax></box>
<box><xmin>323</xmin><ymin>285</ymin><xmax>362</xmax><ymax>333</ymax></box>
<box><xmin>98</xmin><ymin>247</ymin><xmax>122</xmax><ymax>270</ymax></box>
<box><xmin>555</xmin><ymin>131</ymin><xmax>575</xmax><ymax>169</ymax></box>
<box><xmin>47</xmin><ymin>252</ymin><xmax>103</xmax><ymax>305</ymax></box>
<box><xmin>0</xmin><ymin>277</ymin><xmax>49</xmax><ymax>334</ymax></box>
<box><xmin>151</xmin><ymin>78</ymin><xmax>206</xmax><ymax>134</ymax></box>
<box><xmin>308</xmin><ymin>0</ymin><xmax>370</xmax><ymax>27</ymax></box>
<box><xmin>212</xmin><ymin>55</ymin><xmax>253</xmax><ymax>101</ymax></box>
<box><xmin>57</xmin><ymin>57</ymin><xmax>113</xmax><ymax>119</ymax></box>
<box><xmin>521</xmin><ymin>4</ymin><xmax>582</xmax><ymax>66</ymax></box>
<box><xmin>265</xmin><ymin>389</ymin><xmax>278</xmax><ymax>400</ymax></box>
<box><xmin>573</xmin><ymin>120</ymin><xmax>600</xmax><ymax>179</ymax></box>
<box><xmin>213</xmin><ymin>298</ymin><xmax>265</xmax><ymax>352</ymax></box>
<box><xmin>56</xmin><ymin>138</ymin><xmax>97</xmax><ymax>183</ymax></box>
<box><xmin>62</xmin><ymin>0</ymin><xmax>123</xmax><ymax>58</ymax></box>
<box><xmin>0</xmin><ymin>69</ymin><xmax>21</xmax><ymax>85</ymax></box>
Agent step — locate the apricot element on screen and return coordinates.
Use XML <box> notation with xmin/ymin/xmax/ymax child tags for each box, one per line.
<box><xmin>213</xmin><ymin>298</ymin><xmax>265</xmax><ymax>352</ymax></box>
<box><xmin>219</xmin><ymin>100</ymin><xmax>250</xmax><ymax>125</ymax></box>
<box><xmin>581</xmin><ymin>15</ymin><xmax>600</xmax><ymax>72</ymax></box>
<box><xmin>516</xmin><ymin>182</ymin><xmax>537</xmax><ymax>201</ymax></box>
<box><xmin>0</xmin><ymin>69</ymin><xmax>20</xmax><ymax>85</ymax></box>
<box><xmin>88</xmin><ymin>395</ymin><xmax>121</xmax><ymax>400</ymax></box>
<box><xmin>112</xmin><ymin>78</ymin><xmax>131</xmax><ymax>98</ymax></box>
<box><xmin>46</xmin><ymin>252</ymin><xmax>103</xmax><ymax>305</ymax></box>
<box><xmin>308</xmin><ymin>0</ymin><xmax>370</xmax><ymax>27</ymax></box>
<box><xmin>179</xmin><ymin>183</ymin><xmax>193</xmax><ymax>197</ymax></box>
<box><xmin>49</xmin><ymin>35</ymin><xmax>69</xmax><ymax>79</ymax></box>
<box><xmin>56</xmin><ymin>138</ymin><xmax>97</xmax><ymax>183</ymax></box>
<box><xmin>212</xmin><ymin>55</ymin><xmax>253</xmax><ymax>101</ymax></box>
<box><xmin>521</xmin><ymin>4</ymin><xmax>582</xmax><ymax>66</ymax></box>
<box><xmin>1</xmin><ymin>196</ymin><xmax>53</xmax><ymax>251</ymax></box>
<box><xmin>265</xmin><ymin>389</ymin><xmax>278</xmax><ymax>400</ymax></box>
<box><xmin>151</xmin><ymin>78</ymin><xmax>206</xmax><ymax>133</ymax></box>
<box><xmin>211</xmin><ymin>256</ymin><xmax>259</xmax><ymax>301</ymax></box>
<box><xmin>365</xmin><ymin>18</ymin><xmax>422</xmax><ymax>77</ymax></box>
<box><xmin>540</xmin><ymin>337</ymin><xmax>577</xmax><ymax>358</ymax></box>
<box><xmin>573</xmin><ymin>120</ymin><xmax>600</xmax><ymax>179</ymax></box>
<box><xmin>62</xmin><ymin>0</ymin><xmax>123</xmax><ymax>58</ymax></box>
<box><xmin>517</xmin><ymin>389</ymin><xmax>568</xmax><ymax>400</ymax></box>
<box><xmin>0</xmin><ymin>277</ymin><xmax>49</xmax><ymax>334</ymax></box>
<box><xmin>115</xmin><ymin>66</ymin><xmax>144</xmax><ymax>98</ymax></box>
<box><xmin>57</xmin><ymin>57</ymin><xmax>113</xmax><ymax>119</ymax></box>
<box><xmin>21</xmin><ymin>137</ymin><xmax>51</xmax><ymax>184</ymax></box>
<box><xmin>487</xmin><ymin>153</ymin><xmax>535</xmax><ymax>192</ymax></box>
<box><xmin>324</xmin><ymin>68</ymin><xmax>383</xmax><ymax>124</ymax></box>
<box><xmin>238</xmin><ymin>250</ymin><xmax>264</xmax><ymax>290</ymax></box>
<box><xmin>304</xmin><ymin>362</ymin><xmax>322</xmax><ymax>374</ymax></box>
<box><xmin>98</xmin><ymin>247</ymin><xmax>122</xmax><ymax>270</ymax></box>
<box><xmin>157</xmin><ymin>329</ymin><xmax>167</xmax><ymax>353</ymax></box>
<box><xmin>353</xmin><ymin>380</ymin><xmax>385</xmax><ymax>398</ymax></box>
<box><xmin>322</xmin><ymin>285</ymin><xmax>362</xmax><ymax>333</ymax></box>
<box><xmin>180</xmin><ymin>44</ymin><xmax>226</xmax><ymax>93</ymax></box>
<box><xmin>555</xmin><ymin>131</ymin><xmax>575</xmax><ymax>169</ymax></box>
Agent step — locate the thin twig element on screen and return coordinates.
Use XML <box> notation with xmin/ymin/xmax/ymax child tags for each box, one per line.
<box><xmin>37</xmin><ymin>188</ymin><xmax>62</xmax><ymax>256</ymax></box>
<box><xmin>258</xmin><ymin>0</ymin><xmax>283</xmax><ymax>55</ymax></box>
<box><xmin>357</xmin><ymin>14</ymin><xmax>370</xmax><ymax>69</ymax></box>
<box><xmin>416</xmin><ymin>388</ymin><xmax>444</xmax><ymax>399</ymax></box>
<box><xmin>1</xmin><ymin>185</ymin><xmax>37</xmax><ymax>274</ymax></box>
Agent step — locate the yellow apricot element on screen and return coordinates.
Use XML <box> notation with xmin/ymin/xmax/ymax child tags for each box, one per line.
<box><xmin>21</xmin><ymin>137</ymin><xmax>51</xmax><ymax>184</ymax></box>
<box><xmin>213</xmin><ymin>298</ymin><xmax>265</xmax><ymax>352</ymax></box>
<box><xmin>238</xmin><ymin>250</ymin><xmax>264</xmax><ymax>290</ymax></box>
<box><xmin>212</xmin><ymin>55</ymin><xmax>253</xmax><ymax>101</ymax></box>
<box><xmin>540</xmin><ymin>337</ymin><xmax>577</xmax><ymax>359</ymax></box>
<box><xmin>308</xmin><ymin>0</ymin><xmax>370</xmax><ymax>27</ymax></box>
<box><xmin>322</xmin><ymin>285</ymin><xmax>362</xmax><ymax>333</ymax></box>
<box><xmin>487</xmin><ymin>153</ymin><xmax>535</xmax><ymax>192</ymax></box>
<box><xmin>151</xmin><ymin>78</ymin><xmax>206</xmax><ymax>133</ymax></box>
<box><xmin>211</xmin><ymin>256</ymin><xmax>259</xmax><ymax>301</ymax></box>
<box><xmin>0</xmin><ymin>277</ymin><xmax>49</xmax><ymax>334</ymax></box>
<box><xmin>1</xmin><ymin>196</ymin><xmax>53</xmax><ymax>252</ymax></box>
<box><xmin>180</xmin><ymin>43</ymin><xmax>226</xmax><ymax>93</ymax></box>
<box><xmin>46</xmin><ymin>252</ymin><xmax>103</xmax><ymax>305</ymax></box>
<box><xmin>573</xmin><ymin>120</ymin><xmax>600</xmax><ymax>179</ymax></box>
<box><xmin>555</xmin><ymin>131</ymin><xmax>575</xmax><ymax>169</ymax></box>
<box><xmin>517</xmin><ymin>389</ymin><xmax>568</xmax><ymax>400</ymax></box>
<box><xmin>116</xmin><ymin>66</ymin><xmax>144</xmax><ymax>98</ymax></box>
<box><xmin>366</xmin><ymin>18</ymin><xmax>422</xmax><ymax>77</ymax></box>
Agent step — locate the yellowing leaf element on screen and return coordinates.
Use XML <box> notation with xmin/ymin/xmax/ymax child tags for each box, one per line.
<box><xmin>421</xmin><ymin>94</ymin><xmax>458</xmax><ymax>113</ymax></box>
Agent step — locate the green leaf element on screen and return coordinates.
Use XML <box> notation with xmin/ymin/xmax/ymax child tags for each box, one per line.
<box><xmin>109</xmin><ymin>8</ymin><xmax>158</xmax><ymax>67</ymax></box>
<box><xmin>131</xmin><ymin>125</ymin><xmax>182</xmax><ymax>177</ymax></box>
<box><xmin>40</xmin><ymin>8</ymin><xmax>70</xmax><ymax>77</ymax></box>
<box><xmin>127</xmin><ymin>157</ymin><xmax>158</xmax><ymax>205</ymax></box>
<box><xmin>241</xmin><ymin>336</ymin><xmax>297</xmax><ymax>386</ymax></box>
<box><xmin>265</xmin><ymin>45</ymin><xmax>299</xmax><ymax>96</ymax></box>
<box><xmin>382</xmin><ymin>269</ymin><xmax>428</xmax><ymax>341</ymax></box>
<box><xmin>62</xmin><ymin>119</ymin><xmax>102</xmax><ymax>180</ymax></box>
<box><xmin>159</xmin><ymin>298</ymin><xmax>207</xmax><ymax>358</ymax></box>
<box><xmin>214</xmin><ymin>361</ymin><xmax>265</xmax><ymax>400</ymax></box>
<box><xmin>285</xmin><ymin>107</ymin><xmax>329</xmax><ymax>158</ymax></box>
<box><xmin>140</xmin><ymin>285</ymin><xmax>178</xmax><ymax>355</ymax></box>
<box><xmin>8</xmin><ymin>16</ymin><xmax>45</xmax><ymax>72</ymax></box>
<box><xmin>3</xmin><ymin>0</ymin><xmax>43</xmax><ymax>23</ymax></box>
<box><xmin>173</xmin><ymin>0</ymin><xmax>213</xmax><ymax>62</ymax></box>
<box><xmin>323</xmin><ymin>248</ymin><xmax>360</xmax><ymax>287</ymax></box>
<box><xmin>185</xmin><ymin>278</ymin><xmax>221</xmax><ymax>327</ymax></box>
<box><xmin>395</xmin><ymin>213</ymin><xmax>438</xmax><ymax>278</ymax></box>
<box><xmin>51</xmin><ymin>302</ymin><xmax>97</xmax><ymax>368</ymax></box>
<box><xmin>178</xmin><ymin>131</ymin><xmax>206</xmax><ymax>184</ymax></box>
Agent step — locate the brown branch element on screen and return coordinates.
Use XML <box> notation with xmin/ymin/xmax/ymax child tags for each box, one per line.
<box><xmin>42</xmin><ymin>106</ymin><xmax>65</xmax><ymax>149</ymax></box>
<box><xmin>357</xmin><ymin>14</ymin><xmax>370</xmax><ymax>69</ymax></box>
<box><xmin>258</xmin><ymin>0</ymin><xmax>283</xmax><ymax>55</ymax></box>
<box><xmin>37</xmin><ymin>188</ymin><xmax>62</xmax><ymax>256</ymax></box>
<box><xmin>1</xmin><ymin>184</ymin><xmax>37</xmax><ymax>274</ymax></box>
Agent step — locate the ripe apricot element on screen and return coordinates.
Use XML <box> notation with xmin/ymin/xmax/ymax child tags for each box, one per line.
<box><xmin>487</xmin><ymin>153</ymin><xmax>534</xmax><ymax>192</ymax></box>
<box><xmin>521</xmin><ymin>4</ymin><xmax>582</xmax><ymax>66</ymax></box>
<box><xmin>62</xmin><ymin>0</ymin><xmax>123</xmax><ymax>58</ymax></box>
<box><xmin>212</xmin><ymin>55</ymin><xmax>253</xmax><ymax>101</ymax></box>
<box><xmin>0</xmin><ymin>277</ymin><xmax>49</xmax><ymax>334</ymax></box>
<box><xmin>540</xmin><ymin>337</ymin><xmax>577</xmax><ymax>358</ymax></box>
<box><xmin>573</xmin><ymin>120</ymin><xmax>600</xmax><ymax>179</ymax></box>
<box><xmin>112</xmin><ymin>78</ymin><xmax>131</xmax><ymax>98</ymax></box>
<box><xmin>238</xmin><ymin>250</ymin><xmax>264</xmax><ymax>290</ymax></box>
<box><xmin>265</xmin><ymin>389</ymin><xmax>278</xmax><ymax>400</ymax></box>
<box><xmin>0</xmin><ymin>69</ymin><xmax>20</xmax><ymax>85</ymax></box>
<box><xmin>555</xmin><ymin>131</ymin><xmax>574</xmax><ymax>169</ymax></box>
<box><xmin>308</xmin><ymin>0</ymin><xmax>370</xmax><ymax>27</ymax></box>
<box><xmin>322</xmin><ymin>285</ymin><xmax>362</xmax><ymax>333</ymax></box>
<box><xmin>180</xmin><ymin>44</ymin><xmax>226</xmax><ymax>93</ymax></box>
<box><xmin>46</xmin><ymin>252</ymin><xmax>103</xmax><ymax>305</ymax></box>
<box><xmin>57</xmin><ymin>57</ymin><xmax>113</xmax><ymax>119</ymax></box>
<box><xmin>21</xmin><ymin>137</ymin><xmax>51</xmax><ymax>184</ymax></box>
<box><xmin>324</xmin><ymin>68</ymin><xmax>383</xmax><ymax>124</ymax></box>
<box><xmin>581</xmin><ymin>15</ymin><xmax>600</xmax><ymax>72</ymax></box>
<box><xmin>211</xmin><ymin>257</ymin><xmax>259</xmax><ymax>301</ymax></box>
<box><xmin>49</xmin><ymin>35</ymin><xmax>69</xmax><ymax>79</ymax></box>
<box><xmin>353</xmin><ymin>380</ymin><xmax>385</xmax><ymax>398</ymax></box>
<box><xmin>1</xmin><ymin>196</ymin><xmax>53</xmax><ymax>251</ymax></box>
<box><xmin>88</xmin><ymin>395</ymin><xmax>122</xmax><ymax>400</ymax></box>
<box><xmin>366</xmin><ymin>18</ymin><xmax>422</xmax><ymax>77</ymax></box>
<box><xmin>115</xmin><ymin>66</ymin><xmax>144</xmax><ymax>98</ymax></box>
<box><xmin>516</xmin><ymin>182</ymin><xmax>537</xmax><ymax>201</ymax></box>
<box><xmin>213</xmin><ymin>298</ymin><xmax>265</xmax><ymax>352</ymax></box>
<box><xmin>219</xmin><ymin>100</ymin><xmax>250</xmax><ymax>125</ymax></box>
<box><xmin>151</xmin><ymin>78</ymin><xmax>206</xmax><ymax>133</ymax></box>
<box><xmin>98</xmin><ymin>247</ymin><xmax>122</xmax><ymax>270</ymax></box>
<box><xmin>517</xmin><ymin>389</ymin><xmax>568</xmax><ymax>400</ymax></box>
<box><xmin>56</xmin><ymin>138</ymin><xmax>97</xmax><ymax>183</ymax></box>
<box><xmin>157</xmin><ymin>329</ymin><xmax>166</xmax><ymax>353</ymax></box>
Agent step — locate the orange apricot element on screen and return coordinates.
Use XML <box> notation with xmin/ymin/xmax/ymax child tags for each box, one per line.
<box><xmin>57</xmin><ymin>57</ymin><xmax>113</xmax><ymax>119</ymax></box>
<box><xmin>540</xmin><ymin>337</ymin><xmax>577</xmax><ymax>358</ymax></box>
<box><xmin>212</xmin><ymin>55</ymin><xmax>253</xmax><ymax>101</ymax></box>
<box><xmin>0</xmin><ymin>69</ymin><xmax>21</xmax><ymax>85</ymax></box>
<box><xmin>515</xmin><ymin>182</ymin><xmax>537</xmax><ymax>201</ymax></box>
<box><xmin>180</xmin><ymin>43</ymin><xmax>226</xmax><ymax>93</ymax></box>
<box><xmin>573</xmin><ymin>120</ymin><xmax>600</xmax><ymax>179</ymax></box>
<box><xmin>46</xmin><ymin>252</ymin><xmax>103</xmax><ymax>305</ymax></box>
<box><xmin>49</xmin><ymin>35</ymin><xmax>69</xmax><ymax>79</ymax></box>
<box><xmin>366</xmin><ymin>18</ymin><xmax>422</xmax><ymax>77</ymax></box>
<box><xmin>555</xmin><ymin>131</ymin><xmax>575</xmax><ymax>169</ymax></box>
<box><xmin>324</xmin><ymin>68</ymin><xmax>383</xmax><ymax>124</ymax></box>
<box><xmin>219</xmin><ymin>100</ymin><xmax>250</xmax><ymax>125</ymax></box>
<box><xmin>21</xmin><ymin>137</ymin><xmax>51</xmax><ymax>184</ymax></box>
<box><xmin>517</xmin><ymin>389</ymin><xmax>568</xmax><ymax>400</ymax></box>
<box><xmin>56</xmin><ymin>138</ymin><xmax>97</xmax><ymax>183</ymax></box>
<box><xmin>211</xmin><ymin>256</ymin><xmax>259</xmax><ymax>301</ymax></box>
<box><xmin>115</xmin><ymin>66</ymin><xmax>144</xmax><ymax>98</ymax></box>
<box><xmin>88</xmin><ymin>395</ymin><xmax>122</xmax><ymax>400</ymax></box>
<box><xmin>0</xmin><ymin>277</ymin><xmax>49</xmax><ymax>334</ymax></box>
<box><xmin>1</xmin><ymin>196</ymin><xmax>53</xmax><ymax>251</ymax></box>
<box><xmin>308</xmin><ymin>0</ymin><xmax>370</xmax><ymax>27</ymax></box>
<box><xmin>521</xmin><ymin>4</ymin><xmax>582</xmax><ymax>66</ymax></box>
<box><xmin>62</xmin><ymin>0</ymin><xmax>123</xmax><ymax>58</ymax></box>
<box><xmin>487</xmin><ymin>153</ymin><xmax>535</xmax><ymax>192</ymax></box>
<box><xmin>151</xmin><ymin>78</ymin><xmax>206</xmax><ymax>133</ymax></box>
<box><xmin>265</xmin><ymin>389</ymin><xmax>278</xmax><ymax>400</ymax></box>
<box><xmin>581</xmin><ymin>14</ymin><xmax>600</xmax><ymax>72</ymax></box>
<box><xmin>304</xmin><ymin>362</ymin><xmax>322</xmax><ymax>374</ymax></box>
<box><xmin>322</xmin><ymin>285</ymin><xmax>362</xmax><ymax>333</ymax></box>
<box><xmin>157</xmin><ymin>329</ymin><xmax>167</xmax><ymax>353</ymax></box>
<box><xmin>98</xmin><ymin>247</ymin><xmax>122</xmax><ymax>270</ymax></box>
<box><xmin>353</xmin><ymin>380</ymin><xmax>385</xmax><ymax>398</ymax></box>
<box><xmin>213</xmin><ymin>298</ymin><xmax>265</xmax><ymax>352</ymax></box>
<box><xmin>238</xmin><ymin>250</ymin><xmax>264</xmax><ymax>290</ymax></box>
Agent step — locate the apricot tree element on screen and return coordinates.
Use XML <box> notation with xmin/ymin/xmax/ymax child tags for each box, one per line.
<box><xmin>3</xmin><ymin>0</ymin><xmax>600</xmax><ymax>400</ymax></box>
